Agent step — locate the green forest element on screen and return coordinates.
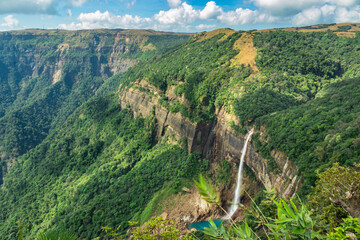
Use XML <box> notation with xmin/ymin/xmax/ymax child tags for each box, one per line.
<box><xmin>0</xmin><ymin>94</ymin><xmax>208</xmax><ymax>238</ymax></box>
<box><xmin>0</xmin><ymin>26</ymin><xmax>359</xmax><ymax>239</ymax></box>
<box><xmin>0</xmin><ymin>29</ymin><xmax>189</xmax><ymax>175</ymax></box>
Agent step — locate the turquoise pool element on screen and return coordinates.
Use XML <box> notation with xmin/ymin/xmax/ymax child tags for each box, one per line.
<box><xmin>187</xmin><ymin>219</ymin><xmax>223</xmax><ymax>231</ymax></box>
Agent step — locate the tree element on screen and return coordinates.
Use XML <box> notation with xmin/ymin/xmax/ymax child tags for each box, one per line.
<box><xmin>131</xmin><ymin>217</ymin><xmax>193</xmax><ymax>240</ymax></box>
<box><xmin>311</xmin><ymin>163</ymin><xmax>360</xmax><ymax>220</ymax></box>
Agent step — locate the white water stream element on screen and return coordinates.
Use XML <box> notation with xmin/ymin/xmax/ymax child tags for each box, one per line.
<box><xmin>228</xmin><ymin>131</ymin><xmax>253</xmax><ymax>218</ymax></box>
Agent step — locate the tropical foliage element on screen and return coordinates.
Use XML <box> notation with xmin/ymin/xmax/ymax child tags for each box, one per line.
<box><xmin>195</xmin><ymin>174</ymin><xmax>360</xmax><ymax>240</ymax></box>
<box><xmin>0</xmin><ymin>28</ymin><xmax>359</xmax><ymax>240</ymax></box>
<box><xmin>0</xmin><ymin>94</ymin><xmax>208</xmax><ymax>239</ymax></box>
<box><xmin>0</xmin><ymin>29</ymin><xmax>189</xmax><ymax>177</ymax></box>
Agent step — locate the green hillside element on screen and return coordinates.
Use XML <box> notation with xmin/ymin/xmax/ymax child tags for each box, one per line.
<box><xmin>0</xmin><ymin>29</ymin><xmax>189</xmax><ymax>180</ymax></box>
<box><xmin>0</xmin><ymin>94</ymin><xmax>207</xmax><ymax>238</ymax></box>
<box><xmin>0</xmin><ymin>26</ymin><xmax>359</xmax><ymax>239</ymax></box>
<box><xmin>122</xmin><ymin>29</ymin><xmax>360</xmax><ymax>193</ymax></box>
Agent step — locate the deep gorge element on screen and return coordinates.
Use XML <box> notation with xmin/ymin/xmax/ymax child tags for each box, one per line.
<box><xmin>0</xmin><ymin>25</ymin><xmax>359</xmax><ymax>239</ymax></box>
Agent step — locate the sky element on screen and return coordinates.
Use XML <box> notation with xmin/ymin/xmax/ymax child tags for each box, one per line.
<box><xmin>1</xmin><ymin>0</ymin><xmax>360</xmax><ymax>32</ymax></box>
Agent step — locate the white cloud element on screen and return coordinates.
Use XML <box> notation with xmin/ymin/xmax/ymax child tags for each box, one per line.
<box><xmin>251</xmin><ymin>0</ymin><xmax>360</xmax><ymax>27</ymax></box>
<box><xmin>58</xmin><ymin>0</ymin><xmax>360</xmax><ymax>32</ymax></box>
<box><xmin>292</xmin><ymin>7</ymin><xmax>323</xmax><ymax>26</ymax></box>
<box><xmin>0</xmin><ymin>0</ymin><xmax>88</xmax><ymax>14</ymax></box>
<box><xmin>167</xmin><ymin>0</ymin><xmax>182</xmax><ymax>8</ymax></box>
<box><xmin>321</xmin><ymin>4</ymin><xmax>337</xmax><ymax>16</ymax></box>
<box><xmin>217</xmin><ymin>8</ymin><xmax>277</xmax><ymax>25</ymax></box>
<box><xmin>67</xmin><ymin>9</ymin><xmax>72</xmax><ymax>17</ymax></box>
<box><xmin>1</xmin><ymin>15</ymin><xmax>19</xmax><ymax>28</ymax></box>
<box><xmin>335</xmin><ymin>6</ymin><xmax>360</xmax><ymax>22</ymax></box>
<box><xmin>327</xmin><ymin>0</ymin><xmax>359</xmax><ymax>7</ymax></box>
<box><xmin>199</xmin><ymin>1</ymin><xmax>223</xmax><ymax>19</ymax></box>
<box><xmin>292</xmin><ymin>4</ymin><xmax>360</xmax><ymax>26</ymax></box>
<box><xmin>0</xmin><ymin>0</ymin><xmax>56</xmax><ymax>14</ymax></box>
<box><xmin>252</xmin><ymin>0</ymin><xmax>325</xmax><ymax>16</ymax></box>
<box><xmin>154</xmin><ymin>2</ymin><xmax>198</xmax><ymax>25</ymax></box>
<box><xmin>59</xmin><ymin>1</ymin><xmax>280</xmax><ymax>31</ymax></box>
<box><xmin>252</xmin><ymin>0</ymin><xmax>360</xmax><ymax>16</ymax></box>
<box><xmin>59</xmin><ymin>10</ymin><xmax>151</xmax><ymax>29</ymax></box>
<box><xmin>196</xmin><ymin>24</ymin><xmax>216</xmax><ymax>30</ymax></box>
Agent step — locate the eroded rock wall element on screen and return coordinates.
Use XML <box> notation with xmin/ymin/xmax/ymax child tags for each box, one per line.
<box><xmin>120</xmin><ymin>83</ymin><xmax>214</xmax><ymax>153</ymax></box>
<box><xmin>203</xmin><ymin>107</ymin><xmax>301</xmax><ymax>198</ymax></box>
<box><xmin>118</xmin><ymin>82</ymin><xmax>302</xmax><ymax>229</ymax></box>
<box><xmin>120</xmin><ymin>85</ymin><xmax>301</xmax><ymax>198</ymax></box>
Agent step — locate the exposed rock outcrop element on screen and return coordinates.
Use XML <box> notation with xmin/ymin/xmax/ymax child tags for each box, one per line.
<box><xmin>120</xmin><ymin>85</ymin><xmax>301</xmax><ymax>197</ymax></box>
<box><xmin>119</xmin><ymin>83</ymin><xmax>302</xmax><ymax>223</ymax></box>
<box><xmin>203</xmin><ymin>107</ymin><xmax>301</xmax><ymax>199</ymax></box>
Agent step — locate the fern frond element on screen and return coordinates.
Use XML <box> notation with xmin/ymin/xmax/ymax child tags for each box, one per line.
<box><xmin>194</xmin><ymin>174</ymin><xmax>220</xmax><ymax>205</ymax></box>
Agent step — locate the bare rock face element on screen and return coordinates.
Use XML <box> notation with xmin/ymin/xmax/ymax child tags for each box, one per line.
<box><xmin>203</xmin><ymin>107</ymin><xmax>301</xmax><ymax>199</ymax></box>
<box><xmin>120</xmin><ymin>85</ymin><xmax>301</xmax><ymax>198</ymax></box>
<box><xmin>5</xmin><ymin>31</ymin><xmax>146</xmax><ymax>95</ymax></box>
<box><xmin>119</xmin><ymin>83</ymin><xmax>301</xmax><ymax>224</ymax></box>
<box><xmin>119</xmin><ymin>83</ymin><xmax>211</xmax><ymax>152</ymax></box>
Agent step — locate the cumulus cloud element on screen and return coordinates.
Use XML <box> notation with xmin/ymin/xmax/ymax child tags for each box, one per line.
<box><xmin>292</xmin><ymin>5</ymin><xmax>335</xmax><ymax>26</ymax></box>
<box><xmin>252</xmin><ymin>0</ymin><xmax>324</xmax><ymax>16</ymax></box>
<box><xmin>154</xmin><ymin>2</ymin><xmax>198</xmax><ymax>25</ymax></box>
<box><xmin>0</xmin><ymin>0</ymin><xmax>88</xmax><ymax>14</ymax></box>
<box><xmin>199</xmin><ymin>1</ymin><xmax>223</xmax><ymax>19</ymax></box>
<box><xmin>59</xmin><ymin>10</ymin><xmax>151</xmax><ymax>29</ymax></box>
<box><xmin>1</xmin><ymin>15</ymin><xmax>19</xmax><ymax>28</ymax></box>
<box><xmin>253</xmin><ymin>0</ymin><xmax>360</xmax><ymax>16</ymax></box>
<box><xmin>58</xmin><ymin>0</ymin><xmax>360</xmax><ymax>32</ymax></box>
<box><xmin>167</xmin><ymin>0</ymin><xmax>182</xmax><ymax>8</ymax></box>
<box><xmin>334</xmin><ymin>6</ymin><xmax>360</xmax><ymax>22</ymax></box>
<box><xmin>0</xmin><ymin>0</ymin><xmax>56</xmax><ymax>14</ymax></box>
<box><xmin>154</xmin><ymin>2</ymin><xmax>274</xmax><ymax>27</ymax></box>
<box><xmin>327</xmin><ymin>0</ymin><xmax>359</xmax><ymax>7</ymax></box>
<box><xmin>292</xmin><ymin>3</ymin><xmax>360</xmax><ymax>26</ymax></box>
<box><xmin>218</xmin><ymin>8</ymin><xmax>277</xmax><ymax>25</ymax></box>
<box><xmin>59</xmin><ymin>1</ymin><xmax>282</xmax><ymax>31</ymax></box>
<box><xmin>251</xmin><ymin>0</ymin><xmax>360</xmax><ymax>27</ymax></box>
<box><xmin>195</xmin><ymin>24</ymin><xmax>216</xmax><ymax>30</ymax></box>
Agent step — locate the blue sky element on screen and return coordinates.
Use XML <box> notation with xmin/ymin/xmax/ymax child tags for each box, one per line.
<box><xmin>1</xmin><ymin>0</ymin><xmax>360</xmax><ymax>32</ymax></box>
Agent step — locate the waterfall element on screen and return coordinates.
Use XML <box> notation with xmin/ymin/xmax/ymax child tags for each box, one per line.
<box><xmin>228</xmin><ymin>131</ymin><xmax>253</xmax><ymax>218</ymax></box>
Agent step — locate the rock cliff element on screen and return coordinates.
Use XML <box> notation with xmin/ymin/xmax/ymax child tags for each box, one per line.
<box><xmin>0</xmin><ymin>29</ymin><xmax>190</xmax><ymax>183</ymax></box>
<box><xmin>119</xmin><ymin>81</ymin><xmax>302</xmax><ymax>223</ymax></box>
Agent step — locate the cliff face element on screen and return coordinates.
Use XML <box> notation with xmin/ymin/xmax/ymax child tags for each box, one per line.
<box><xmin>0</xmin><ymin>31</ymin><xmax>139</xmax><ymax>165</ymax></box>
<box><xmin>203</xmin><ymin>107</ymin><xmax>301</xmax><ymax>198</ymax></box>
<box><xmin>0</xmin><ymin>31</ymin><xmax>145</xmax><ymax>90</ymax></box>
<box><xmin>0</xmin><ymin>30</ymin><xmax>190</xmax><ymax>181</ymax></box>
<box><xmin>119</xmin><ymin>83</ymin><xmax>301</xmax><ymax>222</ymax></box>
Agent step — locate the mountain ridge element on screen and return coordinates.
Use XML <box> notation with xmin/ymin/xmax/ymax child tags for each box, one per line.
<box><xmin>0</xmin><ymin>24</ymin><xmax>359</xmax><ymax>239</ymax></box>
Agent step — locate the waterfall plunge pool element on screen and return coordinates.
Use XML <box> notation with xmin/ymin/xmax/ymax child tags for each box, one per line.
<box><xmin>187</xmin><ymin>219</ymin><xmax>223</xmax><ymax>231</ymax></box>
